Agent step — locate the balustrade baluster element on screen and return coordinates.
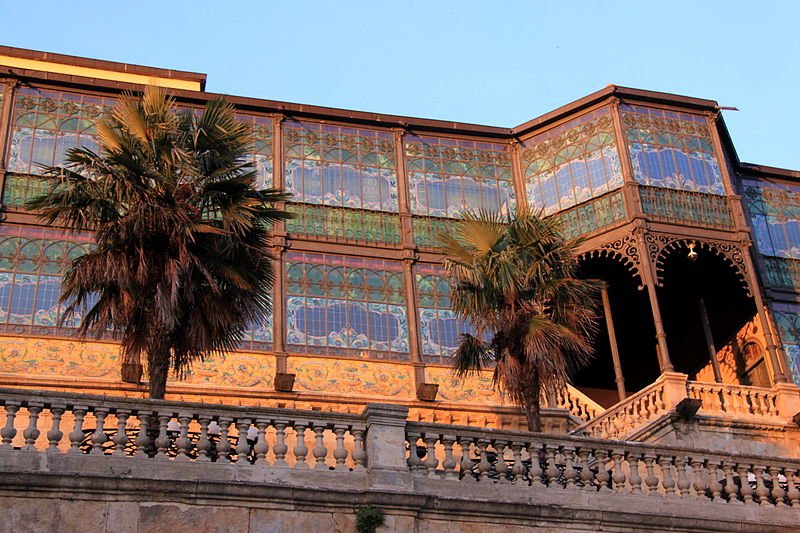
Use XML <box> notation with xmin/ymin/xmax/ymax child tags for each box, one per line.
<box><xmin>768</xmin><ymin>467</ymin><xmax>787</xmax><ymax>508</ymax></box>
<box><xmin>643</xmin><ymin>454</ymin><xmax>660</xmax><ymax>495</ymax></box>
<box><xmin>753</xmin><ymin>465</ymin><xmax>771</xmax><ymax>505</ymax></box>
<box><xmin>235</xmin><ymin>418</ymin><xmax>252</xmax><ymax>464</ymax></box>
<box><xmin>659</xmin><ymin>456</ymin><xmax>677</xmax><ymax>497</ymax></box>
<box><xmin>175</xmin><ymin>413</ymin><xmax>193</xmax><ymax>461</ymax></box>
<box><xmin>510</xmin><ymin>442</ymin><xmax>524</xmax><ymax>484</ymax></box>
<box><xmin>706</xmin><ymin>460</ymin><xmax>723</xmax><ymax>501</ymax></box>
<box><xmin>784</xmin><ymin>468</ymin><xmax>800</xmax><ymax>508</ymax></box>
<box><xmin>293</xmin><ymin>423</ymin><xmax>310</xmax><ymax>469</ymax></box>
<box><xmin>595</xmin><ymin>449</ymin><xmax>611</xmax><ymax>492</ymax></box>
<box><xmin>562</xmin><ymin>446</ymin><xmax>578</xmax><ymax>490</ymax></box>
<box><xmin>91</xmin><ymin>408</ymin><xmax>109</xmax><ymax>455</ymax></box>
<box><xmin>690</xmin><ymin>458</ymin><xmax>708</xmax><ymax>500</ymax></box>
<box><xmin>333</xmin><ymin>425</ymin><xmax>349</xmax><ymax>471</ymax></box>
<box><xmin>406</xmin><ymin>432</ymin><xmax>424</xmax><ymax>475</ymax></box>
<box><xmin>722</xmin><ymin>461</ymin><xmax>741</xmax><ymax>504</ymax></box>
<box><xmin>22</xmin><ymin>402</ymin><xmax>42</xmax><ymax>451</ymax></box>
<box><xmin>216</xmin><ymin>417</ymin><xmax>232</xmax><ymax>463</ymax></box>
<box><xmin>627</xmin><ymin>452</ymin><xmax>643</xmax><ymax>494</ymax></box>
<box><xmin>0</xmin><ymin>401</ymin><xmax>20</xmax><ymax>450</ymax></box>
<box><xmin>578</xmin><ymin>447</ymin><xmax>595</xmax><ymax>491</ymax></box>
<box><xmin>46</xmin><ymin>405</ymin><xmax>65</xmax><ymax>453</ymax></box>
<box><xmin>135</xmin><ymin>414</ymin><xmax>152</xmax><ymax>458</ymax></box>
<box><xmin>251</xmin><ymin>418</ymin><xmax>269</xmax><ymax>465</ymax></box>
<box><xmin>441</xmin><ymin>435</ymin><xmax>458</xmax><ymax>480</ymax></box>
<box><xmin>611</xmin><ymin>450</ymin><xmax>627</xmax><ymax>493</ymax></box>
<box><xmin>495</xmin><ymin>440</ymin><xmax>509</xmax><ymax>484</ymax></box>
<box><xmin>154</xmin><ymin>413</ymin><xmax>171</xmax><ymax>459</ymax></box>
<box><xmin>459</xmin><ymin>438</ymin><xmax>476</xmax><ymax>482</ymax></box>
<box><xmin>196</xmin><ymin>416</ymin><xmax>211</xmax><ymax>462</ymax></box>
<box><xmin>736</xmin><ymin>463</ymin><xmax>755</xmax><ymax>504</ymax></box>
<box><xmin>476</xmin><ymin>439</ymin><xmax>492</xmax><ymax>482</ymax></box>
<box><xmin>68</xmin><ymin>407</ymin><xmax>87</xmax><ymax>454</ymax></box>
<box><xmin>112</xmin><ymin>409</ymin><xmax>130</xmax><ymax>457</ymax></box>
<box><xmin>312</xmin><ymin>425</ymin><xmax>328</xmax><ymax>470</ymax></box>
<box><xmin>675</xmin><ymin>457</ymin><xmax>691</xmax><ymax>498</ymax></box>
<box><xmin>351</xmin><ymin>426</ymin><xmax>366</xmax><ymax>471</ymax></box>
<box><xmin>273</xmin><ymin>421</ymin><xmax>288</xmax><ymax>467</ymax></box>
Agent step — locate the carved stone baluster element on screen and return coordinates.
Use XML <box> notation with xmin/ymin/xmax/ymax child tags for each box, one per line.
<box><xmin>722</xmin><ymin>461</ymin><xmax>741</xmax><ymax>503</ymax></box>
<box><xmin>495</xmin><ymin>440</ymin><xmax>510</xmax><ymax>484</ymax></box>
<box><xmin>659</xmin><ymin>456</ymin><xmax>676</xmax><ymax>496</ymax></box>
<box><xmin>706</xmin><ymin>461</ymin><xmax>723</xmax><ymax>501</ymax></box>
<box><xmin>312</xmin><ymin>424</ymin><xmax>328</xmax><ymax>470</ymax></box>
<box><xmin>134</xmin><ymin>414</ymin><xmax>152</xmax><ymax>458</ymax></box>
<box><xmin>753</xmin><ymin>465</ymin><xmax>770</xmax><ymax>506</ymax></box>
<box><xmin>476</xmin><ymin>439</ymin><xmax>492</xmax><ymax>482</ymax></box>
<box><xmin>528</xmin><ymin>442</ymin><xmax>544</xmax><ymax>487</ymax></box>
<box><xmin>544</xmin><ymin>445</ymin><xmax>559</xmax><ymax>487</ymax></box>
<box><xmin>460</xmin><ymin>438</ymin><xmax>476</xmax><ymax>482</ymax></box>
<box><xmin>91</xmin><ymin>408</ymin><xmax>109</xmax><ymax>455</ymax></box>
<box><xmin>22</xmin><ymin>402</ymin><xmax>43</xmax><ymax>451</ymax></box>
<box><xmin>216</xmin><ymin>417</ymin><xmax>232</xmax><ymax>462</ymax></box>
<box><xmin>68</xmin><ymin>407</ymin><xmax>87</xmax><ymax>454</ymax></box>
<box><xmin>675</xmin><ymin>457</ymin><xmax>691</xmax><ymax>498</ymax></box>
<box><xmin>253</xmin><ymin>418</ymin><xmax>270</xmax><ymax>465</ymax></box>
<box><xmin>293</xmin><ymin>423</ymin><xmax>310</xmax><ymax>469</ymax></box>
<box><xmin>441</xmin><ymin>435</ymin><xmax>458</xmax><ymax>480</ymax></box>
<box><xmin>627</xmin><ymin>452</ymin><xmax>643</xmax><ymax>494</ymax></box>
<box><xmin>235</xmin><ymin>418</ymin><xmax>252</xmax><ymax>464</ymax></box>
<box><xmin>611</xmin><ymin>450</ymin><xmax>627</xmax><ymax>493</ymax></box>
<box><xmin>784</xmin><ymin>468</ymin><xmax>800</xmax><ymax>508</ymax></box>
<box><xmin>690</xmin><ymin>458</ymin><xmax>708</xmax><ymax>500</ymax></box>
<box><xmin>595</xmin><ymin>449</ymin><xmax>611</xmax><ymax>492</ymax></box>
<box><xmin>736</xmin><ymin>463</ymin><xmax>755</xmax><ymax>504</ymax></box>
<box><xmin>333</xmin><ymin>425</ymin><xmax>349</xmax><ymax>471</ymax></box>
<box><xmin>510</xmin><ymin>442</ymin><xmax>524</xmax><ymax>484</ymax></box>
<box><xmin>196</xmin><ymin>416</ymin><xmax>211</xmax><ymax>462</ymax></box>
<box><xmin>407</xmin><ymin>432</ymin><xmax>424</xmax><ymax>475</ymax></box>
<box><xmin>46</xmin><ymin>405</ymin><xmax>65</xmax><ymax>453</ymax></box>
<box><xmin>171</xmin><ymin>413</ymin><xmax>190</xmax><ymax>461</ymax></box>
<box><xmin>112</xmin><ymin>409</ymin><xmax>130</xmax><ymax>457</ymax></box>
<box><xmin>273</xmin><ymin>421</ymin><xmax>289</xmax><ymax>468</ymax></box>
<box><xmin>769</xmin><ymin>467</ymin><xmax>787</xmax><ymax>508</ymax></box>
<box><xmin>578</xmin><ymin>447</ymin><xmax>595</xmax><ymax>491</ymax></box>
<box><xmin>0</xmin><ymin>401</ymin><xmax>20</xmax><ymax>450</ymax></box>
<box><xmin>561</xmin><ymin>446</ymin><xmax>577</xmax><ymax>490</ymax></box>
<box><xmin>154</xmin><ymin>413</ymin><xmax>171</xmax><ymax>459</ymax></box>
<box><xmin>643</xmin><ymin>454</ymin><xmax>660</xmax><ymax>495</ymax></box>
<box><xmin>351</xmin><ymin>426</ymin><xmax>366</xmax><ymax>471</ymax></box>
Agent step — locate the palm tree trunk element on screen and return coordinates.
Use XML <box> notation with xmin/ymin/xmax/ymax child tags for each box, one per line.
<box><xmin>524</xmin><ymin>369</ymin><xmax>542</xmax><ymax>432</ymax></box>
<box><xmin>147</xmin><ymin>347</ymin><xmax>170</xmax><ymax>399</ymax></box>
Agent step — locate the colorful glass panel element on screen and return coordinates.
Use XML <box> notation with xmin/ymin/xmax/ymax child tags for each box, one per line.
<box><xmin>283</xmin><ymin>121</ymin><xmax>398</xmax><ymax>212</ymax></box>
<box><xmin>639</xmin><ymin>186</ymin><xmax>733</xmax><ymax>229</ymax></box>
<box><xmin>522</xmin><ymin>108</ymin><xmax>623</xmax><ymax>215</ymax></box>
<box><xmin>406</xmin><ymin>136</ymin><xmax>514</xmax><ymax>217</ymax></box>
<box><xmin>621</xmin><ymin>105</ymin><xmax>724</xmax><ymax>195</ymax></box>
<box><xmin>743</xmin><ymin>180</ymin><xmax>800</xmax><ymax>260</ymax></box>
<box><xmin>549</xmin><ymin>190</ymin><xmax>626</xmax><ymax>240</ymax></box>
<box><xmin>285</xmin><ymin>252</ymin><xmax>408</xmax><ymax>359</ymax></box>
<box><xmin>771</xmin><ymin>303</ymin><xmax>800</xmax><ymax>384</ymax></box>
<box><xmin>286</xmin><ymin>203</ymin><xmax>401</xmax><ymax>245</ymax></box>
<box><xmin>414</xmin><ymin>263</ymin><xmax>476</xmax><ymax>364</ymax></box>
<box><xmin>412</xmin><ymin>217</ymin><xmax>458</xmax><ymax>248</ymax></box>
<box><xmin>236</xmin><ymin>114</ymin><xmax>273</xmax><ymax>190</ymax></box>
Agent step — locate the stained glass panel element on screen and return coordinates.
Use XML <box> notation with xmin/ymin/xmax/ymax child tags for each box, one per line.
<box><xmin>639</xmin><ymin>186</ymin><xmax>733</xmax><ymax>229</ymax></box>
<box><xmin>522</xmin><ymin>108</ymin><xmax>623</xmax><ymax>215</ymax></box>
<box><xmin>286</xmin><ymin>203</ymin><xmax>401</xmax><ymax>245</ymax></box>
<box><xmin>414</xmin><ymin>263</ymin><xmax>476</xmax><ymax>364</ymax></box>
<box><xmin>744</xmin><ymin>180</ymin><xmax>800</xmax><ymax>260</ymax></box>
<box><xmin>621</xmin><ymin>105</ymin><xmax>724</xmax><ymax>195</ymax></box>
<box><xmin>549</xmin><ymin>190</ymin><xmax>626</xmax><ymax>240</ymax></box>
<box><xmin>412</xmin><ymin>217</ymin><xmax>458</xmax><ymax>249</ymax></box>
<box><xmin>406</xmin><ymin>136</ymin><xmax>514</xmax><ymax>217</ymax></box>
<box><xmin>771</xmin><ymin>303</ymin><xmax>800</xmax><ymax>384</ymax></box>
<box><xmin>236</xmin><ymin>114</ymin><xmax>273</xmax><ymax>190</ymax></box>
<box><xmin>283</xmin><ymin>121</ymin><xmax>398</xmax><ymax>212</ymax></box>
<box><xmin>285</xmin><ymin>252</ymin><xmax>408</xmax><ymax>360</ymax></box>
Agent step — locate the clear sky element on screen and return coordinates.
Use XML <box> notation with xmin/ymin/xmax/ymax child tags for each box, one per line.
<box><xmin>2</xmin><ymin>0</ymin><xmax>798</xmax><ymax>169</ymax></box>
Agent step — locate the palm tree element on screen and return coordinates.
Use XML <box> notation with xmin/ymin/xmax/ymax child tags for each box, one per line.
<box><xmin>439</xmin><ymin>209</ymin><xmax>599</xmax><ymax>432</ymax></box>
<box><xmin>27</xmin><ymin>87</ymin><xmax>290</xmax><ymax>399</ymax></box>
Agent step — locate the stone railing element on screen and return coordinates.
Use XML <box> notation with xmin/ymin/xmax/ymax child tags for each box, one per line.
<box><xmin>549</xmin><ymin>384</ymin><xmax>604</xmax><ymax>422</ymax></box>
<box><xmin>688</xmin><ymin>381</ymin><xmax>781</xmax><ymax>421</ymax></box>
<box><xmin>0</xmin><ymin>387</ymin><xmax>370</xmax><ymax>470</ymax></box>
<box><xmin>405</xmin><ymin>421</ymin><xmax>800</xmax><ymax>508</ymax></box>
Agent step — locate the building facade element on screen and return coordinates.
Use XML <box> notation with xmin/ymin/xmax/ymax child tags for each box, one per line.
<box><xmin>0</xmin><ymin>46</ymin><xmax>799</xmax><ymax>430</ymax></box>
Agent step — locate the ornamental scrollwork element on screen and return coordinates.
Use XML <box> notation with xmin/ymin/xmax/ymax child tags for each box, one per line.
<box><xmin>578</xmin><ymin>235</ymin><xmax>643</xmax><ymax>283</ymax></box>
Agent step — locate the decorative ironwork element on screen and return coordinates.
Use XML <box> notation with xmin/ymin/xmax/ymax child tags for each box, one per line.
<box><xmin>412</xmin><ymin>216</ymin><xmax>458</xmax><ymax>249</ymax></box>
<box><xmin>579</xmin><ymin>234</ymin><xmax>643</xmax><ymax>284</ymax></box>
<box><xmin>761</xmin><ymin>257</ymin><xmax>800</xmax><ymax>291</ymax></box>
<box><xmin>2</xmin><ymin>173</ymin><xmax>55</xmax><ymax>209</ymax></box>
<box><xmin>639</xmin><ymin>185</ymin><xmax>733</xmax><ymax>229</ymax></box>
<box><xmin>549</xmin><ymin>190</ymin><xmax>626</xmax><ymax>240</ymax></box>
<box><xmin>286</xmin><ymin>203</ymin><xmax>401</xmax><ymax>246</ymax></box>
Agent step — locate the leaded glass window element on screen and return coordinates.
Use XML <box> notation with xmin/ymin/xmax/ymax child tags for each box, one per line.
<box><xmin>285</xmin><ymin>252</ymin><xmax>409</xmax><ymax>359</ymax></box>
<box><xmin>743</xmin><ymin>180</ymin><xmax>800</xmax><ymax>259</ymax></box>
<box><xmin>236</xmin><ymin>114</ymin><xmax>273</xmax><ymax>190</ymax></box>
<box><xmin>283</xmin><ymin>121</ymin><xmax>398</xmax><ymax>212</ymax></box>
<box><xmin>0</xmin><ymin>225</ymin><xmax>93</xmax><ymax>331</ymax></box>
<box><xmin>772</xmin><ymin>303</ymin><xmax>800</xmax><ymax>384</ymax></box>
<box><xmin>414</xmin><ymin>263</ymin><xmax>475</xmax><ymax>364</ymax></box>
<box><xmin>621</xmin><ymin>105</ymin><xmax>724</xmax><ymax>195</ymax></box>
<box><xmin>7</xmin><ymin>88</ymin><xmax>115</xmax><ymax>174</ymax></box>
<box><xmin>406</xmin><ymin>136</ymin><xmax>514</xmax><ymax>217</ymax></box>
<box><xmin>522</xmin><ymin>108</ymin><xmax>623</xmax><ymax>215</ymax></box>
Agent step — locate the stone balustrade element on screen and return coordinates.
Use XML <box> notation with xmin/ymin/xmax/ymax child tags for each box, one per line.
<box><xmin>549</xmin><ymin>384</ymin><xmax>603</xmax><ymax>422</ymax></box>
<box><xmin>688</xmin><ymin>381</ymin><xmax>780</xmax><ymax>420</ymax></box>
<box><xmin>406</xmin><ymin>420</ymin><xmax>800</xmax><ymax>508</ymax></box>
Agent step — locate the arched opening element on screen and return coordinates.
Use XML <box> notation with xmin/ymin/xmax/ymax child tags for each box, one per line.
<box><xmin>657</xmin><ymin>242</ymin><xmax>758</xmax><ymax>383</ymax></box>
<box><xmin>573</xmin><ymin>255</ymin><xmax>661</xmax><ymax>407</ymax></box>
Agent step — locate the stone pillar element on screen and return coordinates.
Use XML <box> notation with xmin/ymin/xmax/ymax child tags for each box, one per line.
<box><xmin>660</xmin><ymin>372</ymin><xmax>689</xmax><ymax>411</ymax></box>
<box><xmin>774</xmin><ymin>382</ymin><xmax>800</xmax><ymax>421</ymax></box>
<box><xmin>362</xmin><ymin>403</ymin><xmax>411</xmax><ymax>490</ymax></box>
<box><xmin>601</xmin><ymin>285</ymin><xmax>626</xmax><ymax>402</ymax></box>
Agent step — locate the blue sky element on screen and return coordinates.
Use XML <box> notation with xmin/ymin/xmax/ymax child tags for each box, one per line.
<box><xmin>3</xmin><ymin>1</ymin><xmax>798</xmax><ymax>169</ymax></box>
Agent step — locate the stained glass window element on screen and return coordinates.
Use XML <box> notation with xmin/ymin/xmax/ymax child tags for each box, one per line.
<box><xmin>549</xmin><ymin>190</ymin><xmax>626</xmax><ymax>240</ymax></box>
<box><xmin>406</xmin><ymin>136</ymin><xmax>514</xmax><ymax>217</ymax></box>
<box><xmin>286</xmin><ymin>204</ymin><xmax>401</xmax><ymax>245</ymax></box>
<box><xmin>236</xmin><ymin>114</ymin><xmax>273</xmax><ymax>190</ymax></box>
<box><xmin>771</xmin><ymin>303</ymin><xmax>800</xmax><ymax>384</ymax></box>
<box><xmin>283</xmin><ymin>121</ymin><xmax>398</xmax><ymax>212</ymax></box>
<box><xmin>414</xmin><ymin>263</ymin><xmax>476</xmax><ymax>364</ymax></box>
<box><xmin>621</xmin><ymin>105</ymin><xmax>724</xmax><ymax>195</ymax></box>
<box><xmin>743</xmin><ymin>180</ymin><xmax>800</xmax><ymax>260</ymax></box>
<box><xmin>0</xmin><ymin>225</ymin><xmax>93</xmax><ymax>331</ymax></box>
<box><xmin>285</xmin><ymin>252</ymin><xmax>409</xmax><ymax>360</ymax></box>
<box><xmin>522</xmin><ymin>108</ymin><xmax>623</xmax><ymax>215</ymax></box>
